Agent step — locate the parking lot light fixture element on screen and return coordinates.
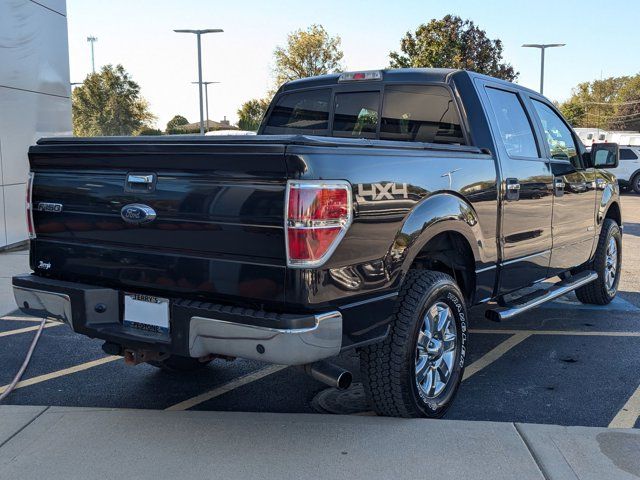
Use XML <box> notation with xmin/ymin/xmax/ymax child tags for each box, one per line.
<box><xmin>174</xmin><ymin>29</ymin><xmax>224</xmax><ymax>135</ymax></box>
<box><xmin>522</xmin><ymin>43</ymin><xmax>566</xmax><ymax>95</ymax></box>
<box><xmin>191</xmin><ymin>81</ymin><xmax>220</xmax><ymax>132</ymax></box>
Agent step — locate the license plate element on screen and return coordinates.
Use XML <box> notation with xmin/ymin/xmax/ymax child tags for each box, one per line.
<box><xmin>123</xmin><ymin>294</ymin><xmax>170</xmax><ymax>334</ymax></box>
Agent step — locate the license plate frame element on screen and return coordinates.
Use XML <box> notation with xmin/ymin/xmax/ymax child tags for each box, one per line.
<box><xmin>123</xmin><ymin>293</ymin><xmax>170</xmax><ymax>335</ymax></box>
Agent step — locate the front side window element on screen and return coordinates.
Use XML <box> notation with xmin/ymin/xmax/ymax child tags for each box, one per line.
<box><xmin>531</xmin><ymin>100</ymin><xmax>579</xmax><ymax>165</ymax></box>
<box><xmin>620</xmin><ymin>148</ymin><xmax>639</xmax><ymax>160</ymax></box>
<box><xmin>380</xmin><ymin>85</ymin><xmax>465</xmax><ymax>144</ymax></box>
<box><xmin>332</xmin><ymin>92</ymin><xmax>379</xmax><ymax>138</ymax></box>
<box><xmin>263</xmin><ymin>89</ymin><xmax>331</xmax><ymax>134</ymax></box>
<box><xmin>485</xmin><ymin>88</ymin><xmax>538</xmax><ymax>158</ymax></box>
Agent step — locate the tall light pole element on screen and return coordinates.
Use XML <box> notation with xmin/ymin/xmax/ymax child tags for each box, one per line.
<box><xmin>86</xmin><ymin>36</ymin><xmax>98</xmax><ymax>73</ymax></box>
<box><xmin>522</xmin><ymin>43</ymin><xmax>565</xmax><ymax>95</ymax></box>
<box><xmin>174</xmin><ymin>29</ymin><xmax>223</xmax><ymax>135</ymax></box>
<box><xmin>191</xmin><ymin>81</ymin><xmax>220</xmax><ymax>132</ymax></box>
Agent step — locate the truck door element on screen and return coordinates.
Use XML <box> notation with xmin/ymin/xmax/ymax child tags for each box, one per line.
<box><xmin>481</xmin><ymin>84</ymin><xmax>554</xmax><ymax>295</ymax></box>
<box><xmin>528</xmin><ymin>99</ymin><xmax>597</xmax><ymax>273</ymax></box>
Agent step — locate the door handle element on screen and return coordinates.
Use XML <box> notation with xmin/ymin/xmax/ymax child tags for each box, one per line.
<box><xmin>554</xmin><ymin>178</ymin><xmax>565</xmax><ymax>197</ymax></box>
<box><xmin>505</xmin><ymin>178</ymin><xmax>520</xmax><ymax>201</ymax></box>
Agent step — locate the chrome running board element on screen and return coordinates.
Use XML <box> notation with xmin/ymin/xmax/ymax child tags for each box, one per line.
<box><xmin>485</xmin><ymin>271</ymin><xmax>598</xmax><ymax>322</ymax></box>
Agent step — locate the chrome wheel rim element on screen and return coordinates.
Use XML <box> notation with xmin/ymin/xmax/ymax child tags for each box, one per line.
<box><xmin>415</xmin><ymin>302</ymin><xmax>457</xmax><ymax>399</ymax></box>
<box><xmin>605</xmin><ymin>236</ymin><xmax>618</xmax><ymax>293</ymax></box>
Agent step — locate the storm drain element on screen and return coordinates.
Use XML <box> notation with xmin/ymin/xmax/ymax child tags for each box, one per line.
<box><xmin>311</xmin><ymin>383</ymin><xmax>372</xmax><ymax>415</ymax></box>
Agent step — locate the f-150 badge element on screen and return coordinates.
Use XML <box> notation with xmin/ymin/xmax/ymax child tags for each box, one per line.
<box><xmin>357</xmin><ymin>182</ymin><xmax>408</xmax><ymax>201</ymax></box>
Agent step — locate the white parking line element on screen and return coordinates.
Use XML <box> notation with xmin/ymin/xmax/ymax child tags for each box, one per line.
<box><xmin>609</xmin><ymin>383</ymin><xmax>640</xmax><ymax>429</ymax></box>
<box><xmin>0</xmin><ymin>356</ymin><xmax>121</xmax><ymax>394</ymax></box>
<box><xmin>166</xmin><ymin>365</ymin><xmax>288</xmax><ymax>411</ymax></box>
<box><xmin>463</xmin><ymin>332</ymin><xmax>532</xmax><ymax>381</ymax></box>
<box><xmin>0</xmin><ymin>322</ymin><xmax>61</xmax><ymax>337</ymax></box>
<box><xmin>1</xmin><ymin>315</ymin><xmax>47</xmax><ymax>322</ymax></box>
<box><xmin>470</xmin><ymin>329</ymin><xmax>640</xmax><ymax>337</ymax></box>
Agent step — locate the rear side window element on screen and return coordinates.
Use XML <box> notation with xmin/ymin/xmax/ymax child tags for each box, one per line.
<box><xmin>485</xmin><ymin>88</ymin><xmax>538</xmax><ymax>158</ymax></box>
<box><xmin>263</xmin><ymin>89</ymin><xmax>331</xmax><ymax>134</ymax></box>
<box><xmin>620</xmin><ymin>148</ymin><xmax>638</xmax><ymax>160</ymax></box>
<box><xmin>332</xmin><ymin>92</ymin><xmax>379</xmax><ymax>138</ymax></box>
<box><xmin>380</xmin><ymin>85</ymin><xmax>465</xmax><ymax>144</ymax></box>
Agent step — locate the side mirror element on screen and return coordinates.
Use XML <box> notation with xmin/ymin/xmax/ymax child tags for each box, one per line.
<box><xmin>591</xmin><ymin>142</ymin><xmax>619</xmax><ymax>169</ymax></box>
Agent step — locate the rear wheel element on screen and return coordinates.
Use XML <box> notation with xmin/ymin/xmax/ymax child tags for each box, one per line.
<box><xmin>359</xmin><ymin>270</ymin><xmax>467</xmax><ymax>418</ymax></box>
<box><xmin>148</xmin><ymin>355</ymin><xmax>211</xmax><ymax>373</ymax></box>
<box><xmin>632</xmin><ymin>174</ymin><xmax>640</xmax><ymax>194</ymax></box>
<box><xmin>575</xmin><ymin>219</ymin><xmax>621</xmax><ymax>305</ymax></box>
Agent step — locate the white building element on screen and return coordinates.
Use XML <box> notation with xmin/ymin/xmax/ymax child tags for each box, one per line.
<box><xmin>0</xmin><ymin>0</ymin><xmax>71</xmax><ymax>248</ymax></box>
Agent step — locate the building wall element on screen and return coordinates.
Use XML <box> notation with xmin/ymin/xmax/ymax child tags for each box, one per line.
<box><xmin>0</xmin><ymin>0</ymin><xmax>71</xmax><ymax>247</ymax></box>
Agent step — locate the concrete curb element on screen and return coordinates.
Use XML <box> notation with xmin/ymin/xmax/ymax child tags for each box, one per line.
<box><xmin>0</xmin><ymin>406</ymin><xmax>638</xmax><ymax>479</ymax></box>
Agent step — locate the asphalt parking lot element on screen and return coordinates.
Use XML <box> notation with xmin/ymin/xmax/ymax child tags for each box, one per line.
<box><xmin>2</xmin><ymin>195</ymin><xmax>640</xmax><ymax>429</ymax></box>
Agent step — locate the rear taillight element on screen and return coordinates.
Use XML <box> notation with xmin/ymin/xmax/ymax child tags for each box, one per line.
<box><xmin>285</xmin><ymin>181</ymin><xmax>353</xmax><ymax>267</ymax></box>
<box><xmin>26</xmin><ymin>172</ymin><xmax>35</xmax><ymax>239</ymax></box>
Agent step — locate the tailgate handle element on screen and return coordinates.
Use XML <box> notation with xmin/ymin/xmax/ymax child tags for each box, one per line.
<box><xmin>125</xmin><ymin>173</ymin><xmax>156</xmax><ymax>193</ymax></box>
<box><xmin>127</xmin><ymin>174</ymin><xmax>154</xmax><ymax>184</ymax></box>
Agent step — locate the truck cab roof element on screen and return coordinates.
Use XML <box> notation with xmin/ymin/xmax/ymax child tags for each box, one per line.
<box><xmin>279</xmin><ymin>68</ymin><xmax>540</xmax><ymax>97</ymax></box>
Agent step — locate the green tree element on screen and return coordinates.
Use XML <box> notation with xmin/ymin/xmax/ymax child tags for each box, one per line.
<box><xmin>273</xmin><ymin>24</ymin><xmax>344</xmax><ymax>86</ymax></box>
<box><xmin>610</xmin><ymin>76</ymin><xmax>640</xmax><ymax>131</ymax></box>
<box><xmin>237</xmin><ymin>98</ymin><xmax>270</xmax><ymax>131</ymax></box>
<box><xmin>72</xmin><ymin>64</ymin><xmax>155</xmax><ymax>136</ymax></box>
<box><xmin>138</xmin><ymin>127</ymin><xmax>162</xmax><ymax>136</ymax></box>
<box><xmin>166</xmin><ymin>115</ymin><xmax>189</xmax><ymax>132</ymax></box>
<box><xmin>558</xmin><ymin>76</ymin><xmax>637</xmax><ymax>129</ymax></box>
<box><xmin>389</xmin><ymin>15</ymin><xmax>518</xmax><ymax>81</ymax></box>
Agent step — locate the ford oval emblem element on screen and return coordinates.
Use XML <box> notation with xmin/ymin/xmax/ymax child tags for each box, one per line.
<box><xmin>120</xmin><ymin>204</ymin><xmax>157</xmax><ymax>224</ymax></box>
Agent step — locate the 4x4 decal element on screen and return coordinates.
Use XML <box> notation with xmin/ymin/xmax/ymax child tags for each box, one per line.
<box><xmin>357</xmin><ymin>182</ymin><xmax>408</xmax><ymax>201</ymax></box>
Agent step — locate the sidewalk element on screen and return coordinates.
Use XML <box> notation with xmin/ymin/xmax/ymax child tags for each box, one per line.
<box><xmin>0</xmin><ymin>249</ymin><xmax>28</xmax><ymax>316</ymax></box>
<box><xmin>0</xmin><ymin>406</ymin><xmax>638</xmax><ymax>479</ymax></box>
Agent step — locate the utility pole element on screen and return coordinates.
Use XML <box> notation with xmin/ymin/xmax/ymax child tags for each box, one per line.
<box><xmin>87</xmin><ymin>36</ymin><xmax>98</xmax><ymax>73</ymax></box>
<box><xmin>192</xmin><ymin>81</ymin><xmax>220</xmax><ymax>132</ymax></box>
<box><xmin>522</xmin><ymin>43</ymin><xmax>565</xmax><ymax>95</ymax></box>
<box><xmin>174</xmin><ymin>29</ymin><xmax>224</xmax><ymax>135</ymax></box>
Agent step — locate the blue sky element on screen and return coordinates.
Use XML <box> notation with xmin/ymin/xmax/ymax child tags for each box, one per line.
<box><xmin>67</xmin><ymin>0</ymin><xmax>640</xmax><ymax>129</ymax></box>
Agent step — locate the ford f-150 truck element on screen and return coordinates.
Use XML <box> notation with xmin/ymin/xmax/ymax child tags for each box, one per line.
<box><xmin>13</xmin><ymin>68</ymin><xmax>622</xmax><ymax>418</ymax></box>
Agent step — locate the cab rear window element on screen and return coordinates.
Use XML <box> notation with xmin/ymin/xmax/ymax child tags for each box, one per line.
<box><xmin>262</xmin><ymin>84</ymin><xmax>465</xmax><ymax>144</ymax></box>
<box><xmin>380</xmin><ymin>85</ymin><xmax>465</xmax><ymax>144</ymax></box>
<box><xmin>263</xmin><ymin>89</ymin><xmax>331</xmax><ymax>135</ymax></box>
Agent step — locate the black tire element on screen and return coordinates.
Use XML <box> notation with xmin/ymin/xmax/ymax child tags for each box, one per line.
<box><xmin>148</xmin><ymin>355</ymin><xmax>211</xmax><ymax>373</ymax></box>
<box><xmin>359</xmin><ymin>270</ymin><xmax>468</xmax><ymax>418</ymax></box>
<box><xmin>632</xmin><ymin>174</ymin><xmax>640</xmax><ymax>194</ymax></box>
<box><xmin>575</xmin><ymin>219</ymin><xmax>622</xmax><ymax>305</ymax></box>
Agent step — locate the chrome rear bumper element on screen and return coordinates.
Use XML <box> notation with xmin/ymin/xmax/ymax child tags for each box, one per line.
<box><xmin>13</xmin><ymin>285</ymin><xmax>72</xmax><ymax>326</ymax></box>
<box><xmin>12</xmin><ymin>275</ymin><xmax>342</xmax><ymax>366</ymax></box>
<box><xmin>188</xmin><ymin>312</ymin><xmax>342</xmax><ymax>365</ymax></box>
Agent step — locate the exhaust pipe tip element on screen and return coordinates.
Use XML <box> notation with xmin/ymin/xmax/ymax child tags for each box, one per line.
<box><xmin>303</xmin><ymin>361</ymin><xmax>352</xmax><ymax>390</ymax></box>
<box><xmin>335</xmin><ymin>370</ymin><xmax>353</xmax><ymax>390</ymax></box>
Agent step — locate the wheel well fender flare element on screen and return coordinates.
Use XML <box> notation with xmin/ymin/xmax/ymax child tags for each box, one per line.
<box><xmin>391</xmin><ymin>192</ymin><xmax>484</xmax><ymax>274</ymax></box>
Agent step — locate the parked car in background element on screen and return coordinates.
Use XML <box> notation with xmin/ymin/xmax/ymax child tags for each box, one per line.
<box><xmin>609</xmin><ymin>146</ymin><xmax>640</xmax><ymax>193</ymax></box>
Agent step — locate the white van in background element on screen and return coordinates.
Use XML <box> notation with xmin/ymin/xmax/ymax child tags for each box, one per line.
<box><xmin>574</xmin><ymin>128</ymin><xmax>608</xmax><ymax>146</ymax></box>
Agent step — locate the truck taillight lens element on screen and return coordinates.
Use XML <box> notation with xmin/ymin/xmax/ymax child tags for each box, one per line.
<box><xmin>285</xmin><ymin>181</ymin><xmax>352</xmax><ymax>267</ymax></box>
<box><xmin>26</xmin><ymin>172</ymin><xmax>36</xmax><ymax>239</ymax></box>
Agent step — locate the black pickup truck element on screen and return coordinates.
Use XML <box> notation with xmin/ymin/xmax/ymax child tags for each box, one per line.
<box><xmin>13</xmin><ymin>68</ymin><xmax>622</xmax><ymax>418</ymax></box>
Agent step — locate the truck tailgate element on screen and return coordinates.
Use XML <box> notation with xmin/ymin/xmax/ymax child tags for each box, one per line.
<box><xmin>28</xmin><ymin>138</ymin><xmax>288</xmax><ymax>307</ymax></box>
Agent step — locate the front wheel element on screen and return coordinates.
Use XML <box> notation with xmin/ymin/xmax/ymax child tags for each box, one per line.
<box><xmin>575</xmin><ymin>219</ymin><xmax>622</xmax><ymax>305</ymax></box>
<box><xmin>359</xmin><ymin>270</ymin><xmax>467</xmax><ymax>418</ymax></box>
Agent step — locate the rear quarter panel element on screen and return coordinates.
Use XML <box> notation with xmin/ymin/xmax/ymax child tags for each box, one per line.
<box><xmin>284</xmin><ymin>145</ymin><xmax>499</xmax><ymax>310</ymax></box>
